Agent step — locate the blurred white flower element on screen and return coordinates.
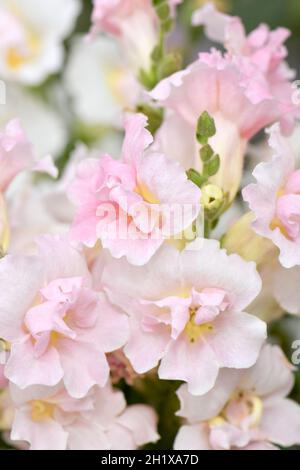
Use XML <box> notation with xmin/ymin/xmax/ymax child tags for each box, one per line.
<box><xmin>0</xmin><ymin>84</ymin><xmax>67</xmax><ymax>158</ymax></box>
<box><xmin>0</xmin><ymin>0</ymin><xmax>80</xmax><ymax>85</ymax></box>
<box><xmin>65</xmin><ymin>35</ymin><xmax>141</xmax><ymax>128</ymax></box>
<box><xmin>4</xmin><ymin>140</ymin><xmax>122</xmax><ymax>255</ymax></box>
<box><xmin>5</xmin><ymin>173</ymin><xmax>69</xmax><ymax>255</ymax></box>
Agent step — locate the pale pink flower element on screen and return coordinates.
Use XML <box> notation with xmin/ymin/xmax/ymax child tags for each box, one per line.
<box><xmin>243</xmin><ymin>123</ymin><xmax>300</xmax><ymax>268</ymax></box>
<box><xmin>150</xmin><ymin>12</ymin><xmax>298</xmax><ymax>200</ymax></box>
<box><xmin>193</xmin><ymin>3</ymin><xmax>291</xmax><ymax>81</ymax></box>
<box><xmin>10</xmin><ymin>382</ymin><xmax>159</xmax><ymax>450</ymax></box>
<box><xmin>193</xmin><ymin>3</ymin><xmax>296</xmax><ymax>118</ymax></box>
<box><xmin>102</xmin><ymin>238</ymin><xmax>266</xmax><ymax>395</ymax></box>
<box><xmin>68</xmin><ymin>113</ymin><xmax>201</xmax><ymax>266</ymax></box>
<box><xmin>0</xmin><ymin>236</ymin><xmax>129</xmax><ymax>398</ymax></box>
<box><xmin>90</xmin><ymin>0</ymin><xmax>181</xmax><ymax>70</ymax></box>
<box><xmin>174</xmin><ymin>344</ymin><xmax>300</xmax><ymax>450</ymax></box>
<box><xmin>91</xmin><ymin>0</ymin><xmax>181</xmax><ymax>36</ymax></box>
<box><xmin>0</xmin><ymin>119</ymin><xmax>57</xmax><ymax>193</ymax></box>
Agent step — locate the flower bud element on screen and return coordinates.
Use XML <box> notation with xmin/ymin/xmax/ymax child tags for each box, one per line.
<box><xmin>201</xmin><ymin>184</ymin><xmax>224</xmax><ymax>215</ymax></box>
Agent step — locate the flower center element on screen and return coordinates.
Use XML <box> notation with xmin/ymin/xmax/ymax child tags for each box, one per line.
<box><xmin>105</xmin><ymin>66</ymin><xmax>128</xmax><ymax>106</ymax></box>
<box><xmin>30</xmin><ymin>400</ymin><xmax>55</xmax><ymax>422</ymax></box>
<box><xmin>185</xmin><ymin>306</ymin><xmax>214</xmax><ymax>343</ymax></box>
<box><xmin>135</xmin><ymin>183</ymin><xmax>160</xmax><ymax>204</ymax></box>
<box><xmin>0</xmin><ymin>339</ymin><xmax>10</xmax><ymax>352</ymax></box>
<box><xmin>209</xmin><ymin>390</ymin><xmax>263</xmax><ymax>430</ymax></box>
<box><xmin>184</xmin><ymin>288</ymin><xmax>230</xmax><ymax>343</ymax></box>
<box><xmin>3</xmin><ymin>5</ymin><xmax>41</xmax><ymax>70</ymax></box>
<box><xmin>185</xmin><ymin>317</ymin><xmax>214</xmax><ymax>343</ymax></box>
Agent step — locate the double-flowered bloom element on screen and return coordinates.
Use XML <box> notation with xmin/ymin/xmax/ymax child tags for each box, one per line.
<box><xmin>9</xmin><ymin>383</ymin><xmax>159</xmax><ymax>450</ymax></box>
<box><xmin>0</xmin><ymin>237</ymin><xmax>129</xmax><ymax>397</ymax></box>
<box><xmin>102</xmin><ymin>239</ymin><xmax>266</xmax><ymax>395</ymax></box>
<box><xmin>68</xmin><ymin>113</ymin><xmax>201</xmax><ymax>265</ymax></box>
<box><xmin>243</xmin><ymin>124</ymin><xmax>300</xmax><ymax>268</ymax></box>
<box><xmin>174</xmin><ymin>344</ymin><xmax>300</xmax><ymax>450</ymax></box>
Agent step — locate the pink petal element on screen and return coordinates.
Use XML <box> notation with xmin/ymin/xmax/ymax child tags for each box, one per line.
<box><xmin>116</xmin><ymin>405</ymin><xmax>159</xmax><ymax>447</ymax></box>
<box><xmin>260</xmin><ymin>398</ymin><xmax>300</xmax><ymax>447</ymax></box>
<box><xmin>0</xmin><ymin>255</ymin><xmax>43</xmax><ymax>341</ymax></box>
<box><xmin>176</xmin><ymin>369</ymin><xmax>239</xmax><ymax>422</ymax></box>
<box><xmin>159</xmin><ymin>336</ymin><xmax>220</xmax><ymax>395</ymax></box>
<box><xmin>5</xmin><ymin>339</ymin><xmax>63</xmax><ymax>389</ymax></box>
<box><xmin>58</xmin><ymin>338</ymin><xmax>109</xmax><ymax>398</ymax></box>
<box><xmin>80</xmin><ymin>292</ymin><xmax>129</xmax><ymax>352</ymax></box>
<box><xmin>121</xmin><ymin>113</ymin><xmax>153</xmax><ymax>165</ymax></box>
<box><xmin>174</xmin><ymin>424</ymin><xmax>211</xmax><ymax>450</ymax></box>
<box><xmin>209</xmin><ymin>312</ymin><xmax>266</xmax><ymax>369</ymax></box>
<box><xmin>124</xmin><ymin>312</ymin><xmax>170</xmax><ymax>373</ymax></box>
<box><xmin>11</xmin><ymin>409</ymin><xmax>68</xmax><ymax>450</ymax></box>
<box><xmin>240</xmin><ymin>344</ymin><xmax>294</xmax><ymax>400</ymax></box>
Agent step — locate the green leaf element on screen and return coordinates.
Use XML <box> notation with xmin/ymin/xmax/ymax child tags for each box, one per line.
<box><xmin>186</xmin><ymin>168</ymin><xmax>207</xmax><ymax>188</ymax></box>
<box><xmin>196</xmin><ymin>111</ymin><xmax>216</xmax><ymax>145</ymax></box>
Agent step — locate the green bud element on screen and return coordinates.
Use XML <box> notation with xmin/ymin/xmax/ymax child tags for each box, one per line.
<box><xmin>151</xmin><ymin>44</ymin><xmax>163</xmax><ymax>62</ymax></box>
<box><xmin>196</xmin><ymin>111</ymin><xmax>216</xmax><ymax>145</ymax></box>
<box><xmin>200</xmin><ymin>144</ymin><xmax>214</xmax><ymax>162</ymax></box>
<box><xmin>201</xmin><ymin>184</ymin><xmax>224</xmax><ymax>214</ymax></box>
<box><xmin>186</xmin><ymin>169</ymin><xmax>207</xmax><ymax>188</ymax></box>
<box><xmin>204</xmin><ymin>154</ymin><xmax>220</xmax><ymax>177</ymax></box>
<box><xmin>156</xmin><ymin>3</ymin><xmax>170</xmax><ymax>21</ymax></box>
<box><xmin>138</xmin><ymin>67</ymin><xmax>157</xmax><ymax>90</ymax></box>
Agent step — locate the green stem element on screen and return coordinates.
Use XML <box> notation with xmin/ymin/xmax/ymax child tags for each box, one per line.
<box><xmin>204</xmin><ymin>218</ymin><xmax>212</xmax><ymax>238</ymax></box>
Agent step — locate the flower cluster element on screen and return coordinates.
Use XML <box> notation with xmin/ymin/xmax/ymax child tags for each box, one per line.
<box><xmin>1</xmin><ymin>0</ymin><xmax>300</xmax><ymax>451</ymax></box>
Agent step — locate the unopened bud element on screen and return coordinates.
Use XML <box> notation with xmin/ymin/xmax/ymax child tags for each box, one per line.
<box><xmin>201</xmin><ymin>184</ymin><xmax>223</xmax><ymax>213</ymax></box>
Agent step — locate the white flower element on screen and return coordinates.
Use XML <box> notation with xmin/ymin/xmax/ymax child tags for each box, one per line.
<box><xmin>0</xmin><ymin>84</ymin><xmax>67</xmax><ymax>159</ymax></box>
<box><xmin>0</xmin><ymin>0</ymin><xmax>80</xmax><ymax>85</ymax></box>
<box><xmin>65</xmin><ymin>35</ymin><xmax>140</xmax><ymax>128</ymax></box>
